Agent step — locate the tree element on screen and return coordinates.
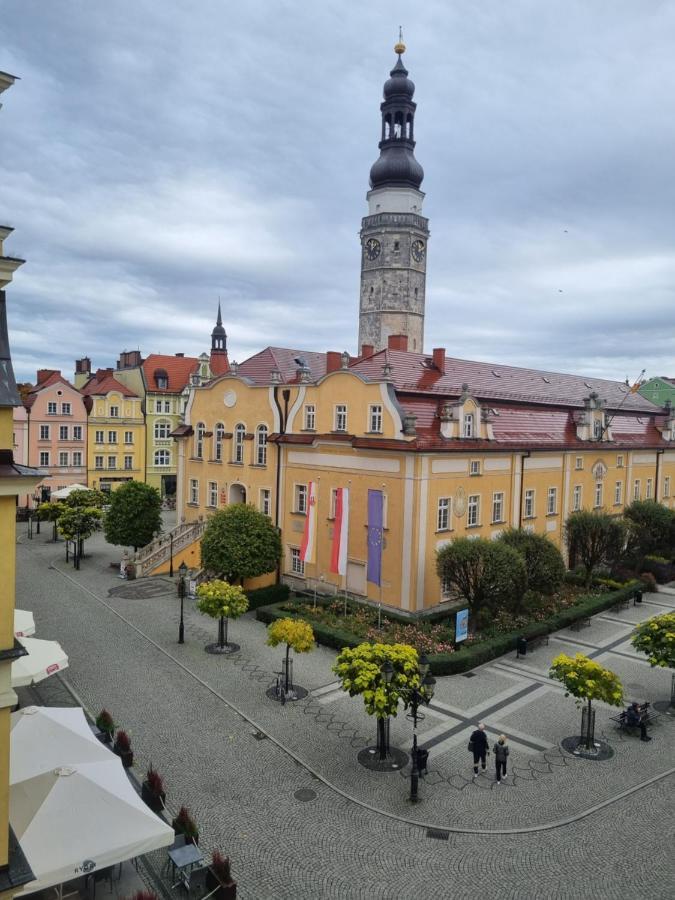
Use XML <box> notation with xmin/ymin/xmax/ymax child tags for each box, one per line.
<box><xmin>624</xmin><ymin>501</ymin><xmax>675</xmax><ymax>563</ymax></box>
<box><xmin>63</xmin><ymin>488</ymin><xmax>107</xmax><ymax>510</ymax></box>
<box><xmin>333</xmin><ymin>642</ymin><xmax>419</xmax><ymax>760</ymax></box>
<box><xmin>267</xmin><ymin>618</ymin><xmax>315</xmax><ymax>692</ymax></box>
<box><xmin>632</xmin><ymin>612</ymin><xmax>675</xmax><ymax>711</ymax></box>
<box><xmin>498</xmin><ymin>528</ymin><xmax>565</xmax><ymax>595</ymax></box>
<box><xmin>549</xmin><ymin>652</ymin><xmax>623</xmax><ymax>751</ymax></box>
<box><xmin>104</xmin><ymin>481</ymin><xmax>162</xmax><ymax>552</ymax></box>
<box><xmin>37</xmin><ymin>500</ymin><xmax>65</xmax><ymax>541</ymax></box>
<box><xmin>57</xmin><ymin>505</ymin><xmax>103</xmax><ymax>561</ymax></box>
<box><xmin>196</xmin><ymin>579</ymin><xmax>249</xmax><ymax>651</ymax></box>
<box><xmin>200</xmin><ymin>504</ymin><xmax>281</xmax><ymax>584</ymax></box>
<box><xmin>436</xmin><ymin>537</ymin><xmax>527</xmax><ymax>624</ymax></box>
<box><xmin>565</xmin><ymin>511</ymin><xmax>626</xmax><ymax>587</ymax></box>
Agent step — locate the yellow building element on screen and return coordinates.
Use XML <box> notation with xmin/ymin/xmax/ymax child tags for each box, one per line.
<box><xmin>81</xmin><ymin>368</ymin><xmax>146</xmax><ymax>493</ymax></box>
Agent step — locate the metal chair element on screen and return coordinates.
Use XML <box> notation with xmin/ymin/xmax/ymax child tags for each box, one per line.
<box><xmin>164</xmin><ymin>833</ymin><xmax>187</xmax><ymax>878</ymax></box>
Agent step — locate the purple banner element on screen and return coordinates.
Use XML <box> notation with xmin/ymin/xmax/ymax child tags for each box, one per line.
<box><xmin>367</xmin><ymin>489</ymin><xmax>383</xmax><ymax>586</ymax></box>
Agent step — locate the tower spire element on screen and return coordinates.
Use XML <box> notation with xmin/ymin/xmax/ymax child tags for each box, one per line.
<box><xmin>211</xmin><ymin>300</ymin><xmax>227</xmax><ymax>353</ymax></box>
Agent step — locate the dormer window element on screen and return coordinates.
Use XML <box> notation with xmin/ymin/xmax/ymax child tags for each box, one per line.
<box><xmin>463</xmin><ymin>413</ymin><xmax>474</xmax><ymax>438</ymax></box>
<box><xmin>154</xmin><ymin>369</ymin><xmax>169</xmax><ymax>390</ymax></box>
<box><xmin>593</xmin><ymin>418</ymin><xmax>603</xmax><ymax>440</ymax></box>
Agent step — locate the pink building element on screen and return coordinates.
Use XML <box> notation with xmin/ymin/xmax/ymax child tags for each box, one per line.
<box><xmin>21</xmin><ymin>370</ymin><xmax>88</xmax><ymax>505</ymax></box>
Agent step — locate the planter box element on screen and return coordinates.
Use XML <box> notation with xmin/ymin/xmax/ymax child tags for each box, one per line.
<box><xmin>206</xmin><ymin>868</ymin><xmax>237</xmax><ymax>900</ymax></box>
<box><xmin>113</xmin><ymin>746</ymin><xmax>134</xmax><ymax>768</ymax></box>
<box><xmin>141</xmin><ymin>781</ymin><xmax>166</xmax><ymax>814</ymax></box>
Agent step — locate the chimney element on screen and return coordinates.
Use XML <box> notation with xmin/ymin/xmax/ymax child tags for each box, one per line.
<box><xmin>388</xmin><ymin>334</ymin><xmax>408</xmax><ymax>352</ymax></box>
<box><xmin>36</xmin><ymin>369</ymin><xmax>58</xmax><ymax>384</ymax></box>
<box><xmin>75</xmin><ymin>357</ymin><xmax>91</xmax><ymax>375</ymax></box>
<box><xmin>360</xmin><ymin>344</ymin><xmax>375</xmax><ymax>358</ymax></box>
<box><xmin>175</xmin><ymin>352</ymin><xmax>184</xmax><ymax>358</ymax></box>
<box><xmin>432</xmin><ymin>348</ymin><xmax>446</xmax><ymax>374</ymax></box>
<box><xmin>326</xmin><ymin>351</ymin><xmax>342</xmax><ymax>373</ymax></box>
<box><xmin>117</xmin><ymin>350</ymin><xmax>143</xmax><ymax>370</ymax></box>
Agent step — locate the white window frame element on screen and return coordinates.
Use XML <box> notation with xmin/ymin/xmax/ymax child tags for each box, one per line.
<box><xmin>124</xmin><ymin>431</ymin><xmax>133</xmax><ymax>444</ymax></box>
<box><xmin>73</xmin><ymin>426</ymin><xmax>83</xmax><ymax>441</ymax></box>
<box><xmin>61</xmin><ymin>402</ymin><xmax>71</xmax><ymax>415</ymax></box>
<box><xmin>260</xmin><ymin>488</ymin><xmax>271</xmax><ymax>517</ymax></box>
<box><xmin>39</xmin><ymin>451</ymin><xmax>50</xmax><ymax>466</ymax></box>
<box><xmin>39</xmin><ymin>425</ymin><xmax>50</xmax><ymax>440</ymax></box>
<box><xmin>256</xmin><ymin>425</ymin><xmax>268</xmax><ymax>466</ymax></box>
<box><xmin>633</xmin><ymin>479</ymin><xmax>640</xmax><ymax>501</ymax></box>
<box><xmin>462</xmin><ymin>412</ymin><xmax>474</xmax><ymax>438</ymax></box>
<box><xmin>616</xmin><ymin>455</ymin><xmax>624</xmax><ymax>468</ymax></box>
<box><xmin>59</xmin><ymin>425</ymin><xmax>69</xmax><ymax>440</ymax></box>
<box><xmin>594</xmin><ymin>481</ymin><xmax>603</xmax><ymax>508</ymax></box>
<box><xmin>646</xmin><ymin>478</ymin><xmax>653</xmax><ymax>499</ymax></box>
<box><xmin>124</xmin><ymin>455</ymin><xmax>133</xmax><ymax>470</ymax></box>
<box><xmin>547</xmin><ymin>487</ymin><xmax>557</xmax><ymax>515</ymax></box>
<box><xmin>233</xmin><ymin>423</ymin><xmax>245</xmax><ymax>463</ymax></box>
<box><xmin>95</xmin><ymin>455</ymin><xmax>104</xmax><ymax>470</ymax></box>
<box><xmin>573</xmin><ymin>485</ymin><xmax>582</xmax><ymax>511</ymax></box>
<box><xmin>295</xmin><ymin>484</ymin><xmax>307</xmax><ymax>514</ymax></box>
<box><xmin>437</xmin><ymin>497</ymin><xmax>451</xmax><ymax>532</ymax></box>
<box><xmin>58</xmin><ymin>451</ymin><xmax>69</xmax><ymax>467</ymax></box>
<box><xmin>467</xmin><ymin>494</ymin><xmax>480</xmax><ymax>527</ymax></box>
<box><xmin>304</xmin><ymin>404</ymin><xmax>316</xmax><ymax>431</ymax></box>
<box><xmin>47</xmin><ymin>402</ymin><xmax>57</xmax><ymax>415</ymax></box>
<box><xmin>664</xmin><ymin>476</ymin><xmax>671</xmax><ymax>499</ymax></box>
<box><xmin>524</xmin><ymin>489</ymin><xmax>535</xmax><ymax>519</ymax></box>
<box><xmin>614</xmin><ymin>481</ymin><xmax>623</xmax><ymax>505</ymax></box>
<box><xmin>334</xmin><ymin>404</ymin><xmax>347</xmax><ymax>432</ymax></box>
<box><xmin>154</xmin><ymin>449</ymin><xmax>170</xmax><ymax>467</ymax></box>
<box><xmin>164</xmin><ymin>400</ymin><xmax>171</xmax><ymax>413</ymax></box>
<box><xmin>290</xmin><ymin>547</ymin><xmax>305</xmax><ymax>576</ymax></box>
<box><xmin>214</xmin><ymin>423</ymin><xmax>225</xmax><ymax>461</ymax></box>
<box><xmin>593</xmin><ymin>418</ymin><xmax>603</xmax><ymax>440</ymax></box>
<box><xmin>154</xmin><ymin>420</ymin><xmax>171</xmax><ymax>440</ymax></box>
<box><xmin>492</xmin><ymin>491</ymin><xmax>504</xmax><ymax>524</ymax></box>
<box><xmin>208</xmin><ymin>481</ymin><xmax>218</xmax><ymax>508</ymax></box>
<box><xmin>72</xmin><ymin>451</ymin><xmax>82</xmax><ymax>467</ymax></box>
<box><xmin>107</xmin><ymin>456</ymin><xmax>116</xmax><ymax>470</ymax></box>
<box><xmin>369</xmin><ymin>404</ymin><xmax>383</xmax><ymax>433</ymax></box>
<box><xmin>195</xmin><ymin>423</ymin><xmax>205</xmax><ymax>459</ymax></box>
<box><xmin>469</xmin><ymin>459</ymin><xmax>481</xmax><ymax>476</ymax></box>
<box><xmin>95</xmin><ymin>430</ymin><xmax>104</xmax><ymax>444</ymax></box>
<box><xmin>575</xmin><ymin>457</ymin><xmax>583</xmax><ymax>470</ymax></box>
<box><xmin>108</xmin><ymin>430</ymin><xmax>117</xmax><ymax>444</ymax></box>
<box><xmin>110</xmin><ymin>406</ymin><xmax>119</xmax><ymax>418</ymax></box>
<box><xmin>189</xmin><ymin>478</ymin><xmax>199</xmax><ymax>504</ymax></box>
<box><xmin>155</xmin><ymin>400</ymin><xmax>163</xmax><ymax>413</ymax></box>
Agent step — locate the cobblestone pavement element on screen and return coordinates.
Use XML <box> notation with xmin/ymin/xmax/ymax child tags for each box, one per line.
<box><xmin>15</xmin><ymin>530</ymin><xmax>675</xmax><ymax>898</ymax></box>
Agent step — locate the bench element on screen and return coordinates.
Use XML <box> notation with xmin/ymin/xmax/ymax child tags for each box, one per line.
<box><xmin>611</xmin><ymin>705</ymin><xmax>660</xmax><ymax>734</ymax></box>
<box><xmin>570</xmin><ymin>616</ymin><xmax>592</xmax><ymax>631</ymax></box>
<box><xmin>516</xmin><ymin>634</ymin><xmax>549</xmax><ymax>657</ymax></box>
<box><xmin>611</xmin><ymin>597</ymin><xmax>630</xmax><ymax>613</ymax></box>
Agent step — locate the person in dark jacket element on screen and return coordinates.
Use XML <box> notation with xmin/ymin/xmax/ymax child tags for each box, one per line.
<box><xmin>494</xmin><ymin>734</ymin><xmax>510</xmax><ymax>784</ymax></box>
<box><xmin>469</xmin><ymin>722</ymin><xmax>489</xmax><ymax>779</ymax></box>
<box><xmin>626</xmin><ymin>702</ymin><xmax>651</xmax><ymax>741</ymax></box>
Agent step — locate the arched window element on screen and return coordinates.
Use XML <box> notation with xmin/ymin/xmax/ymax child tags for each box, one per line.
<box><xmin>393</xmin><ymin>111</ymin><xmax>403</xmax><ymax>138</ymax></box>
<box><xmin>233</xmin><ymin>423</ymin><xmax>245</xmax><ymax>463</ymax></box>
<box><xmin>256</xmin><ymin>425</ymin><xmax>268</xmax><ymax>466</ymax></box>
<box><xmin>154</xmin><ymin>449</ymin><xmax>170</xmax><ymax>467</ymax></box>
<box><xmin>195</xmin><ymin>422</ymin><xmax>205</xmax><ymax>459</ymax></box>
<box><xmin>214</xmin><ymin>422</ymin><xmax>225</xmax><ymax>461</ymax></box>
<box><xmin>405</xmin><ymin>114</ymin><xmax>412</xmax><ymax>139</ymax></box>
<box><xmin>384</xmin><ymin>114</ymin><xmax>391</xmax><ymax>140</ymax></box>
<box><xmin>154</xmin><ymin>419</ymin><xmax>171</xmax><ymax>440</ymax></box>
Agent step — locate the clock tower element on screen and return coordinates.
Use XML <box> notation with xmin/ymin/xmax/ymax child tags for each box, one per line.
<box><xmin>358</xmin><ymin>37</ymin><xmax>429</xmax><ymax>354</ymax></box>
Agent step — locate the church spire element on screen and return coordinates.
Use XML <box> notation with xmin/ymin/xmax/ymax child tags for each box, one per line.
<box><xmin>211</xmin><ymin>301</ymin><xmax>227</xmax><ymax>353</ymax></box>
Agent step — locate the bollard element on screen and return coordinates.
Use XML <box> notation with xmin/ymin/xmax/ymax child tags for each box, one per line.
<box><xmin>516</xmin><ymin>636</ymin><xmax>527</xmax><ymax>658</ymax></box>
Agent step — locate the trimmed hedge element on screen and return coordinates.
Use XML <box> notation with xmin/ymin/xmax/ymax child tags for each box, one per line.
<box><xmin>255</xmin><ymin>580</ymin><xmax>643</xmax><ymax>675</ymax></box>
<box><xmin>246</xmin><ymin>583</ymin><xmax>290</xmax><ymax>611</ymax></box>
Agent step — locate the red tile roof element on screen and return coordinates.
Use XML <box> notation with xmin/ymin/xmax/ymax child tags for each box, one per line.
<box><xmin>237</xmin><ymin>347</ymin><xmax>328</xmax><ymax>385</ymax></box>
<box><xmin>23</xmin><ymin>371</ymin><xmax>81</xmax><ymax>408</ymax></box>
<box><xmin>142</xmin><ymin>354</ymin><xmax>200</xmax><ymax>393</ymax></box>
<box><xmin>81</xmin><ymin>370</ymin><xmax>138</xmax><ymax>398</ymax></box>
<box><xmin>209</xmin><ymin>351</ymin><xmax>230</xmax><ymax>377</ymax></box>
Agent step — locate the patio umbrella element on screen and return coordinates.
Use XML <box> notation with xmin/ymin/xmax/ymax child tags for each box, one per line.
<box><xmin>11</xmin><ymin>760</ymin><xmax>174</xmax><ymax>895</ymax></box>
<box><xmin>11</xmin><ymin>637</ymin><xmax>68</xmax><ymax>688</ymax></box>
<box><xmin>10</xmin><ymin>706</ymin><xmax>113</xmax><ymax>785</ymax></box>
<box><xmin>14</xmin><ymin>610</ymin><xmax>35</xmax><ymax>637</ymax></box>
<box><xmin>50</xmin><ymin>483</ymin><xmax>88</xmax><ymax>499</ymax></box>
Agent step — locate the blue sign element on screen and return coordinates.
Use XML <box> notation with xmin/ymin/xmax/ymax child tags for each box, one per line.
<box><xmin>455</xmin><ymin>608</ymin><xmax>469</xmax><ymax>643</ymax></box>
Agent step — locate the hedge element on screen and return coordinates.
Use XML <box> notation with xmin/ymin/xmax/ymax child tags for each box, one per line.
<box><xmin>246</xmin><ymin>583</ymin><xmax>290</xmax><ymax>611</ymax></box>
<box><xmin>255</xmin><ymin>580</ymin><xmax>644</xmax><ymax>675</ymax></box>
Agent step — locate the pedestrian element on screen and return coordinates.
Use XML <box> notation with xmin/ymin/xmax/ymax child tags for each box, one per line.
<box><xmin>625</xmin><ymin>702</ymin><xmax>651</xmax><ymax>742</ymax></box>
<box><xmin>494</xmin><ymin>734</ymin><xmax>509</xmax><ymax>784</ymax></box>
<box><xmin>468</xmin><ymin>722</ymin><xmax>489</xmax><ymax>780</ymax></box>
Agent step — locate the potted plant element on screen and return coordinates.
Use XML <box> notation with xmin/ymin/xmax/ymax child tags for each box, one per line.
<box><xmin>141</xmin><ymin>765</ymin><xmax>166</xmax><ymax>814</ymax></box>
<box><xmin>113</xmin><ymin>729</ymin><xmax>134</xmax><ymax>768</ymax></box>
<box><xmin>95</xmin><ymin>709</ymin><xmax>115</xmax><ymax>744</ymax></box>
<box><xmin>206</xmin><ymin>851</ymin><xmax>237</xmax><ymax>899</ymax></box>
<box><xmin>171</xmin><ymin>805</ymin><xmax>199</xmax><ymax>844</ymax></box>
<box><xmin>125</xmin><ymin>893</ymin><xmax>159</xmax><ymax>900</ymax></box>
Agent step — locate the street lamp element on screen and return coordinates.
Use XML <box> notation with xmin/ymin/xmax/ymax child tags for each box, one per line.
<box><xmin>402</xmin><ymin>653</ymin><xmax>436</xmax><ymax>802</ymax></box>
<box><xmin>376</xmin><ymin>659</ymin><xmax>395</xmax><ymax>761</ymax></box>
<box><xmin>33</xmin><ymin>494</ymin><xmax>41</xmax><ymax>534</ymax></box>
<box><xmin>177</xmin><ymin>561</ymin><xmax>188</xmax><ymax>644</ymax></box>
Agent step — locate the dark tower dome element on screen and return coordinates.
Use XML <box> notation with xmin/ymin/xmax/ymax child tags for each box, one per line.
<box><xmin>383</xmin><ymin>56</ymin><xmax>415</xmax><ymax>100</ymax></box>
<box><xmin>211</xmin><ymin>301</ymin><xmax>227</xmax><ymax>352</ymax></box>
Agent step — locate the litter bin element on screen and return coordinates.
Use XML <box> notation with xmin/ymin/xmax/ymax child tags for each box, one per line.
<box><xmin>415</xmin><ymin>747</ymin><xmax>429</xmax><ymax>775</ymax></box>
<box><xmin>634</xmin><ymin>589</ymin><xmax>643</xmax><ymax>604</ymax></box>
<box><xmin>516</xmin><ymin>636</ymin><xmax>527</xmax><ymax>658</ymax></box>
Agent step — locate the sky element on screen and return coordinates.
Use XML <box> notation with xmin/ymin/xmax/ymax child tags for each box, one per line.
<box><xmin>3</xmin><ymin>1</ymin><xmax>675</xmax><ymax>385</ymax></box>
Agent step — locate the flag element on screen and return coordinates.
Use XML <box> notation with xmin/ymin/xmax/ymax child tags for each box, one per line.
<box><xmin>367</xmin><ymin>489</ymin><xmax>383</xmax><ymax>586</ymax></box>
<box><xmin>299</xmin><ymin>481</ymin><xmax>317</xmax><ymax>563</ymax></box>
<box><xmin>330</xmin><ymin>488</ymin><xmax>349</xmax><ymax>576</ymax></box>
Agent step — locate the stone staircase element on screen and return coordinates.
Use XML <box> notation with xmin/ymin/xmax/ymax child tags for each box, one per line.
<box><xmin>131</xmin><ymin>519</ymin><xmax>206</xmax><ymax>577</ymax></box>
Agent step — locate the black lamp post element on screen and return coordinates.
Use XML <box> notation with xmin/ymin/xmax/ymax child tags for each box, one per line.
<box><xmin>33</xmin><ymin>494</ymin><xmax>41</xmax><ymax>534</ymax></box>
<box><xmin>377</xmin><ymin>659</ymin><xmax>395</xmax><ymax>761</ymax></box>
<box><xmin>402</xmin><ymin>653</ymin><xmax>436</xmax><ymax>802</ymax></box>
<box><xmin>169</xmin><ymin>530</ymin><xmax>174</xmax><ymax>578</ymax></box>
<box><xmin>177</xmin><ymin>561</ymin><xmax>188</xmax><ymax>644</ymax></box>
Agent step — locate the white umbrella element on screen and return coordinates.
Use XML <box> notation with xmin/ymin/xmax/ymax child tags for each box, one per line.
<box><xmin>11</xmin><ymin>637</ymin><xmax>68</xmax><ymax>688</ymax></box>
<box><xmin>11</xmin><ymin>760</ymin><xmax>174</xmax><ymax>895</ymax></box>
<box><xmin>50</xmin><ymin>483</ymin><xmax>88</xmax><ymax>499</ymax></box>
<box><xmin>10</xmin><ymin>707</ymin><xmax>113</xmax><ymax>785</ymax></box>
<box><xmin>14</xmin><ymin>610</ymin><xmax>35</xmax><ymax>638</ymax></box>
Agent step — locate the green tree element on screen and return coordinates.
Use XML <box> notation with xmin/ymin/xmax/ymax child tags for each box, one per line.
<box><xmin>436</xmin><ymin>537</ymin><xmax>527</xmax><ymax>624</ymax></box>
<box><xmin>498</xmin><ymin>528</ymin><xmax>566</xmax><ymax>595</ymax></box>
<box><xmin>267</xmin><ymin>618</ymin><xmax>315</xmax><ymax>692</ymax></box>
<box><xmin>103</xmin><ymin>481</ymin><xmax>162</xmax><ymax>551</ymax></box>
<box><xmin>565</xmin><ymin>510</ymin><xmax>626</xmax><ymax>587</ymax></box>
<box><xmin>57</xmin><ymin>505</ymin><xmax>103</xmax><ymax>560</ymax></box>
<box><xmin>549</xmin><ymin>652</ymin><xmax>623</xmax><ymax>750</ymax></box>
<box><xmin>63</xmin><ymin>488</ymin><xmax>107</xmax><ymax>510</ymax></box>
<box><xmin>37</xmin><ymin>500</ymin><xmax>65</xmax><ymax>542</ymax></box>
<box><xmin>196</xmin><ymin>579</ymin><xmax>249</xmax><ymax>650</ymax></box>
<box><xmin>333</xmin><ymin>642</ymin><xmax>419</xmax><ymax>760</ymax></box>
<box><xmin>632</xmin><ymin>612</ymin><xmax>675</xmax><ymax>711</ymax></box>
<box><xmin>200</xmin><ymin>504</ymin><xmax>281</xmax><ymax>584</ymax></box>
<box><xmin>624</xmin><ymin>501</ymin><xmax>675</xmax><ymax>563</ymax></box>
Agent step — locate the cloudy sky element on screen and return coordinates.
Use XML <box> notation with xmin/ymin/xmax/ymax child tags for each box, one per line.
<box><xmin>3</xmin><ymin>1</ymin><xmax>674</xmax><ymax>385</ymax></box>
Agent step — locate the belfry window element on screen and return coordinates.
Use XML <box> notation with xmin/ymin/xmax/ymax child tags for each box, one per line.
<box><xmin>383</xmin><ymin>114</ymin><xmax>391</xmax><ymax>140</ymax></box>
<box><xmin>393</xmin><ymin>111</ymin><xmax>403</xmax><ymax>138</ymax></box>
<box><xmin>406</xmin><ymin>114</ymin><xmax>412</xmax><ymax>138</ymax></box>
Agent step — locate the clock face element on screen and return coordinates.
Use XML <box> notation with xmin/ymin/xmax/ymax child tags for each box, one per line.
<box><xmin>364</xmin><ymin>238</ymin><xmax>381</xmax><ymax>261</ymax></box>
<box><xmin>411</xmin><ymin>240</ymin><xmax>426</xmax><ymax>263</ymax></box>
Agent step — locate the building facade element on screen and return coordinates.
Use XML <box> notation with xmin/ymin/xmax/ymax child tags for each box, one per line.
<box><xmin>639</xmin><ymin>377</ymin><xmax>675</xmax><ymax>408</ymax></box>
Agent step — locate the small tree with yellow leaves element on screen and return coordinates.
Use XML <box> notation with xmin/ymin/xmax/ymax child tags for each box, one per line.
<box><xmin>196</xmin><ymin>580</ymin><xmax>248</xmax><ymax>651</ymax></box>
<box><xmin>267</xmin><ymin>618</ymin><xmax>314</xmax><ymax>693</ymax></box>
<box><xmin>549</xmin><ymin>653</ymin><xmax>623</xmax><ymax>750</ymax></box>
<box><xmin>632</xmin><ymin>612</ymin><xmax>675</xmax><ymax>710</ymax></box>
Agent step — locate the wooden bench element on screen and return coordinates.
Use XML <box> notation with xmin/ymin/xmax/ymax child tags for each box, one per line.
<box><xmin>611</xmin><ymin>705</ymin><xmax>660</xmax><ymax>734</ymax></box>
<box><xmin>611</xmin><ymin>597</ymin><xmax>630</xmax><ymax>613</ymax></box>
<box><xmin>570</xmin><ymin>616</ymin><xmax>592</xmax><ymax>631</ymax></box>
<box><xmin>516</xmin><ymin>633</ymin><xmax>550</xmax><ymax>657</ymax></box>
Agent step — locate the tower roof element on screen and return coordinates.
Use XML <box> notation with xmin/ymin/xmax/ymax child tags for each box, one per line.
<box><xmin>212</xmin><ymin>301</ymin><xmax>226</xmax><ymax>338</ymax></box>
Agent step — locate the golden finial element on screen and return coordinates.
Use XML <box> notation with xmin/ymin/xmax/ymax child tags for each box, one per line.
<box><xmin>394</xmin><ymin>25</ymin><xmax>406</xmax><ymax>55</ymax></box>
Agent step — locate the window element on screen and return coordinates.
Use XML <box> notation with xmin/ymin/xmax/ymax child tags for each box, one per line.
<box><xmin>95</xmin><ymin>455</ymin><xmax>104</xmax><ymax>470</ymax></box>
<box><xmin>470</xmin><ymin>460</ymin><xmax>481</xmax><ymax>476</ymax></box>
<box><xmin>634</xmin><ymin>480</ymin><xmax>641</xmax><ymax>501</ymax></box>
<box><xmin>547</xmin><ymin>487</ymin><xmax>557</xmax><ymax>515</ymax></box>
<box><xmin>61</xmin><ymin>402</ymin><xmax>71</xmax><ymax>415</ymax></box>
<box><xmin>73</xmin><ymin>451</ymin><xmax>82</xmax><ymax>467</ymax></box>
<box><xmin>108</xmin><ymin>431</ymin><xmax>117</xmax><ymax>444</ymax></box>
<box><xmin>189</xmin><ymin>479</ymin><xmax>199</xmax><ymax>504</ymax></box>
<box><xmin>334</xmin><ymin>405</ymin><xmax>347</xmax><ymax>432</ymax></box>
<box><xmin>665</xmin><ymin>476</ymin><xmax>671</xmax><ymax>499</ymax></box>
<box><xmin>39</xmin><ymin>451</ymin><xmax>50</xmax><ymax>466</ymax></box>
<box><xmin>593</xmin><ymin>418</ymin><xmax>603</xmax><ymax>440</ymax></box>
<box><xmin>256</xmin><ymin>425</ymin><xmax>268</xmax><ymax>466</ymax></box>
<box><xmin>195</xmin><ymin>422</ymin><xmax>205</xmax><ymax>459</ymax></box>
<box><xmin>616</xmin><ymin>455</ymin><xmax>624</xmax><ymax>468</ymax></box>
<box><xmin>233</xmin><ymin>423</ymin><xmax>245</xmax><ymax>463</ymax></box>
<box><xmin>107</xmin><ymin>456</ymin><xmax>116</xmax><ymax>469</ymax></box>
<box><xmin>110</xmin><ymin>406</ymin><xmax>119</xmax><ymax>417</ymax></box>
<box><xmin>575</xmin><ymin>457</ymin><xmax>583</xmax><ymax>470</ymax></box>
<box><xmin>124</xmin><ymin>455</ymin><xmax>133</xmax><ymax>470</ymax></box>
<box><xmin>124</xmin><ymin>431</ymin><xmax>133</xmax><ymax>444</ymax></box>
<box><xmin>462</xmin><ymin>413</ymin><xmax>474</xmax><ymax>438</ymax></box>
<box><xmin>39</xmin><ymin>425</ymin><xmax>50</xmax><ymax>440</ymax></box>
<box><xmin>646</xmin><ymin>478</ymin><xmax>653</xmax><ymax>499</ymax></box>
<box><xmin>260</xmin><ymin>489</ymin><xmax>271</xmax><ymax>517</ymax></box>
<box><xmin>155</xmin><ymin>421</ymin><xmax>171</xmax><ymax>440</ymax></box>
<box><xmin>59</xmin><ymin>425</ymin><xmax>69</xmax><ymax>440</ymax></box>
<box><xmin>437</xmin><ymin>497</ymin><xmax>451</xmax><ymax>531</ymax></box>
<box><xmin>47</xmin><ymin>402</ymin><xmax>57</xmax><ymax>415</ymax></box>
<box><xmin>304</xmin><ymin>404</ymin><xmax>315</xmax><ymax>430</ymax></box>
<box><xmin>156</xmin><ymin>400</ymin><xmax>163</xmax><ymax>413</ymax></box>
<box><xmin>95</xmin><ymin>430</ymin><xmax>104</xmax><ymax>444</ymax></box>
<box><xmin>164</xmin><ymin>400</ymin><xmax>171</xmax><ymax>413</ymax></box>
<box><xmin>290</xmin><ymin>548</ymin><xmax>305</xmax><ymax>576</ymax></box>
<box><xmin>524</xmin><ymin>489</ymin><xmax>535</xmax><ymax>519</ymax></box>
<box><xmin>58</xmin><ymin>451</ymin><xmax>68</xmax><ymax>466</ymax></box>
<box><xmin>73</xmin><ymin>426</ymin><xmax>83</xmax><ymax>441</ymax></box>
<box><xmin>573</xmin><ymin>485</ymin><xmax>582</xmax><ymax>511</ymax></box>
<box><xmin>156</xmin><ymin>376</ymin><xmax>168</xmax><ymax>390</ymax></box>
<box><xmin>614</xmin><ymin>481</ymin><xmax>623</xmax><ymax>505</ymax></box>
<box><xmin>295</xmin><ymin>484</ymin><xmax>307</xmax><ymax>514</ymax></box>
<box><xmin>208</xmin><ymin>482</ymin><xmax>218</xmax><ymax>508</ymax></box>
<box><xmin>214</xmin><ymin>423</ymin><xmax>225</xmax><ymax>461</ymax></box>
<box><xmin>154</xmin><ymin>450</ymin><xmax>170</xmax><ymax>466</ymax></box>
<box><xmin>369</xmin><ymin>405</ymin><xmax>383</xmax><ymax>433</ymax></box>
<box><xmin>467</xmin><ymin>494</ymin><xmax>480</xmax><ymax>527</ymax></box>
<box><xmin>594</xmin><ymin>481</ymin><xmax>603</xmax><ymax>508</ymax></box>
<box><xmin>329</xmin><ymin>488</ymin><xmax>339</xmax><ymax>519</ymax></box>
<box><xmin>492</xmin><ymin>492</ymin><xmax>504</xmax><ymax>523</ymax></box>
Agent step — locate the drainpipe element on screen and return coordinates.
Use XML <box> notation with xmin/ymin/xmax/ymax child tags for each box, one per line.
<box><xmin>655</xmin><ymin>448</ymin><xmax>664</xmax><ymax>502</ymax></box>
<box><xmin>518</xmin><ymin>451</ymin><xmax>531</xmax><ymax>529</ymax></box>
<box><xmin>273</xmin><ymin>387</ymin><xmax>290</xmax><ymax>584</ymax></box>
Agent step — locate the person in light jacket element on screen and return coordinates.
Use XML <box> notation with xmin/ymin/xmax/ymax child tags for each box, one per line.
<box><xmin>494</xmin><ymin>734</ymin><xmax>509</xmax><ymax>784</ymax></box>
